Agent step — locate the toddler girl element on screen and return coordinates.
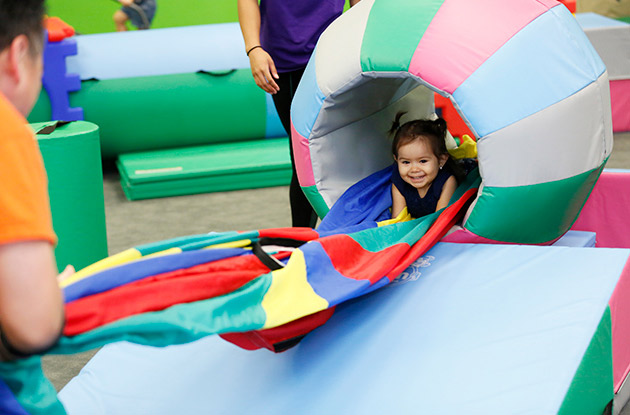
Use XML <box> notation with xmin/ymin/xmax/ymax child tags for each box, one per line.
<box><xmin>390</xmin><ymin>113</ymin><xmax>463</xmax><ymax>219</ymax></box>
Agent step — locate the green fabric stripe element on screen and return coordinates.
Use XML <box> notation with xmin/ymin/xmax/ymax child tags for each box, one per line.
<box><xmin>465</xmin><ymin>164</ymin><xmax>604</xmax><ymax>244</ymax></box>
<box><xmin>360</xmin><ymin>0</ymin><xmax>444</xmax><ymax>72</ymax></box>
<box><xmin>0</xmin><ymin>357</ymin><xmax>65</xmax><ymax>415</ymax></box>
<box><xmin>52</xmin><ymin>273</ymin><xmax>271</xmax><ymax>355</ymax></box>
<box><xmin>353</xmin><ymin>170</ymin><xmax>481</xmax><ymax>252</ymax></box>
<box><xmin>303</xmin><ymin>185</ymin><xmax>330</xmax><ymax>219</ymax></box>
<box><xmin>136</xmin><ymin>230</ymin><xmax>259</xmax><ymax>255</ymax></box>
<box><xmin>557</xmin><ymin>306</ymin><xmax>613</xmax><ymax>415</ymax></box>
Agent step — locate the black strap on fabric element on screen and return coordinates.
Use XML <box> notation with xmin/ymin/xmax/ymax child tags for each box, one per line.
<box><xmin>36</xmin><ymin>120</ymin><xmax>72</xmax><ymax>135</ymax></box>
<box><xmin>251</xmin><ymin>237</ymin><xmax>307</xmax><ymax>271</ymax></box>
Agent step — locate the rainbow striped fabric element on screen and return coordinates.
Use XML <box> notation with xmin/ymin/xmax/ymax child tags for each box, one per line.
<box><xmin>0</xmin><ymin>167</ymin><xmax>479</xmax><ymax>414</ymax></box>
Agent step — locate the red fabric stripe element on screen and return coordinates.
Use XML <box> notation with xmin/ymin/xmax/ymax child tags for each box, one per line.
<box><xmin>320</xmin><ymin>236</ymin><xmax>410</xmax><ymax>283</ymax></box>
<box><xmin>258</xmin><ymin>227</ymin><xmax>320</xmax><ymax>241</ymax></box>
<box><xmin>63</xmin><ymin>252</ymin><xmax>290</xmax><ymax>336</ymax></box>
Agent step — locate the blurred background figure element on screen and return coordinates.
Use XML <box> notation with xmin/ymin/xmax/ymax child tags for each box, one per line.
<box><xmin>113</xmin><ymin>0</ymin><xmax>156</xmax><ymax>31</ymax></box>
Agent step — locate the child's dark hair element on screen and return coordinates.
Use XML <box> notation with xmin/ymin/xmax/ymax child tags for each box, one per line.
<box><xmin>0</xmin><ymin>0</ymin><xmax>46</xmax><ymax>54</ymax></box>
<box><xmin>389</xmin><ymin>111</ymin><xmax>465</xmax><ymax>183</ymax></box>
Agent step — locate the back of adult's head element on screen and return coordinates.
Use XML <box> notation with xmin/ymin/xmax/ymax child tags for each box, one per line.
<box><xmin>0</xmin><ymin>0</ymin><xmax>46</xmax><ymax>54</ymax></box>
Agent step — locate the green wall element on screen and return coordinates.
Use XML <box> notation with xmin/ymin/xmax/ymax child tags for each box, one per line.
<box><xmin>45</xmin><ymin>0</ymin><xmax>238</xmax><ymax>34</ymax></box>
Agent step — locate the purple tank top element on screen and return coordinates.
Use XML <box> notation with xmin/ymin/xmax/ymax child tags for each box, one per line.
<box><xmin>260</xmin><ymin>0</ymin><xmax>345</xmax><ymax>72</ymax></box>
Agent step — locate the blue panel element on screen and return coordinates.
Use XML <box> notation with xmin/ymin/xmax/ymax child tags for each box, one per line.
<box><xmin>290</xmin><ymin>53</ymin><xmax>326</xmax><ymax>139</ymax></box>
<box><xmin>66</xmin><ymin>23</ymin><xmax>250</xmax><ymax>80</ymax></box>
<box><xmin>60</xmin><ymin>243</ymin><xmax>628</xmax><ymax>415</ymax></box>
<box><xmin>264</xmin><ymin>93</ymin><xmax>286</xmax><ymax>138</ymax></box>
<box><xmin>453</xmin><ymin>6</ymin><xmax>606</xmax><ymax>137</ymax></box>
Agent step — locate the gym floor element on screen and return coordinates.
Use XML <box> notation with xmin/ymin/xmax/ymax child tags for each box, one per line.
<box><xmin>43</xmin><ymin>132</ymin><xmax>630</xmax><ymax>409</ymax></box>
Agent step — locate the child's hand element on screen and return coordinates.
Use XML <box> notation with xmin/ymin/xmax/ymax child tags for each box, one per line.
<box><xmin>57</xmin><ymin>265</ymin><xmax>75</xmax><ymax>284</ymax></box>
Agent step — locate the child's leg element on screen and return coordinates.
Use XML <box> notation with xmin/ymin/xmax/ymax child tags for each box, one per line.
<box><xmin>113</xmin><ymin>9</ymin><xmax>129</xmax><ymax>32</ymax></box>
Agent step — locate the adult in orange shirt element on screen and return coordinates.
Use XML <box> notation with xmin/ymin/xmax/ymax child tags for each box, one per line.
<box><xmin>0</xmin><ymin>0</ymin><xmax>74</xmax><ymax>361</ymax></box>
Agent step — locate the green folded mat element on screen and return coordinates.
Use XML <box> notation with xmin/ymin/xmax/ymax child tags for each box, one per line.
<box><xmin>117</xmin><ymin>138</ymin><xmax>292</xmax><ymax>200</ymax></box>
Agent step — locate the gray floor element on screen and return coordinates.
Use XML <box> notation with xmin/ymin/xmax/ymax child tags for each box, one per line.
<box><xmin>43</xmin><ymin>133</ymin><xmax>630</xmax><ymax>409</ymax></box>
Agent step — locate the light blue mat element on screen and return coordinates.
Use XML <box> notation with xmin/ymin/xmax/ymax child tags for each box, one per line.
<box><xmin>59</xmin><ymin>241</ymin><xmax>626</xmax><ymax>414</ymax></box>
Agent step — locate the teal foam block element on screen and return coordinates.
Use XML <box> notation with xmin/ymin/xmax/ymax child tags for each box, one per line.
<box><xmin>117</xmin><ymin>138</ymin><xmax>292</xmax><ymax>200</ymax></box>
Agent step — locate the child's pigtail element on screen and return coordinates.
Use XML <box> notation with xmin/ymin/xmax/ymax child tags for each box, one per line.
<box><xmin>389</xmin><ymin>111</ymin><xmax>406</xmax><ymax>137</ymax></box>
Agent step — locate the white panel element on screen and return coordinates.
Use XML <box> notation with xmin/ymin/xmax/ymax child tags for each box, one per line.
<box><xmin>315</xmin><ymin>0</ymin><xmax>375</xmax><ymax>96</ymax></box>
<box><xmin>311</xmin><ymin>83</ymin><xmax>434</xmax><ymax>207</ymax></box>
<box><xmin>477</xmin><ymin>72</ymin><xmax>612</xmax><ymax>187</ymax></box>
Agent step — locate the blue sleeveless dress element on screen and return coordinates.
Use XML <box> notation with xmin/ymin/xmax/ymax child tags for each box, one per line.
<box><xmin>391</xmin><ymin>163</ymin><xmax>453</xmax><ymax>218</ymax></box>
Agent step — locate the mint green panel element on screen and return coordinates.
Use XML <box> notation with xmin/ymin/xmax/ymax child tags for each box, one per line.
<box><xmin>360</xmin><ymin>0</ymin><xmax>444</xmax><ymax>72</ymax></box>
<box><xmin>465</xmin><ymin>164</ymin><xmax>604</xmax><ymax>244</ymax></box>
<box><xmin>69</xmin><ymin>70</ymin><xmax>267</xmax><ymax>158</ymax></box>
<box><xmin>557</xmin><ymin>307</ymin><xmax>613</xmax><ymax>415</ymax></box>
<box><xmin>303</xmin><ymin>185</ymin><xmax>331</xmax><ymax>219</ymax></box>
<box><xmin>32</xmin><ymin>121</ymin><xmax>108</xmax><ymax>272</ymax></box>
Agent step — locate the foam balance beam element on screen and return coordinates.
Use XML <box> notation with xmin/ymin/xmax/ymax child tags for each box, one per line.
<box><xmin>59</xmin><ymin>240</ymin><xmax>628</xmax><ymax>414</ymax></box>
<box><xmin>117</xmin><ymin>138</ymin><xmax>292</xmax><ymax>200</ymax></box>
<box><xmin>32</xmin><ymin>121</ymin><xmax>108</xmax><ymax>271</ymax></box>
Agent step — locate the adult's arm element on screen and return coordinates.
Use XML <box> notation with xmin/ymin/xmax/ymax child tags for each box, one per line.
<box><xmin>0</xmin><ymin>241</ymin><xmax>71</xmax><ymax>360</ymax></box>
<box><xmin>349</xmin><ymin>0</ymin><xmax>361</xmax><ymax>6</ymax></box>
<box><xmin>237</xmin><ymin>0</ymin><xmax>280</xmax><ymax>94</ymax></box>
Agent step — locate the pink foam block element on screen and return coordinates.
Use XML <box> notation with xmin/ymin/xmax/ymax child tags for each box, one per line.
<box><xmin>611</xmin><ymin>79</ymin><xmax>630</xmax><ymax>133</ymax></box>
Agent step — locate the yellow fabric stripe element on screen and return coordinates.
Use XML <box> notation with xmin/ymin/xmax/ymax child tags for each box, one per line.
<box><xmin>60</xmin><ymin>248</ymin><xmax>142</xmax><ymax>288</ymax></box>
<box><xmin>143</xmin><ymin>247</ymin><xmax>182</xmax><ymax>259</ymax></box>
<box><xmin>202</xmin><ymin>239</ymin><xmax>251</xmax><ymax>250</ymax></box>
<box><xmin>261</xmin><ymin>249</ymin><xmax>328</xmax><ymax>329</ymax></box>
<box><xmin>377</xmin><ymin>207</ymin><xmax>412</xmax><ymax>227</ymax></box>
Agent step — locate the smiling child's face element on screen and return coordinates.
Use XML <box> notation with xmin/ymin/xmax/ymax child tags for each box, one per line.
<box><xmin>395</xmin><ymin>137</ymin><xmax>446</xmax><ymax>196</ymax></box>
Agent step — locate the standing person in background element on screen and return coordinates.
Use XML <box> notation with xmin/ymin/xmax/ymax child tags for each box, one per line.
<box><xmin>114</xmin><ymin>0</ymin><xmax>157</xmax><ymax>32</ymax></box>
<box><xmin>0</xmin><ymin>0</ymin><xmax>74</xmax><ymax>361</ymax></box>
<box><xmin>238</xmin><ymin>0</ymin><xmax>361</xmax><ymax>228</ymax></box>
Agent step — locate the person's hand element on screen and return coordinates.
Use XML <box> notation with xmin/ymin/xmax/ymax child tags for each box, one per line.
<box><xmin>248</xmin><ymin>47</ymin><xmax>280</xmax><ymax>94</ymax></box>
<box><xmin>119</xmin><ymin>0</ymin><xmax>134</xmax><ymax>6</ymax></box>
<box><xmin>57</xmin><ymin>264</ymin><xmax>75</xmax><ymax>284</ymax></box>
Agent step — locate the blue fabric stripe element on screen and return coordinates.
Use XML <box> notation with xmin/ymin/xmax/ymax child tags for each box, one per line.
<box><xmin>64</xmin><ymin>248</ymin><xmax>248</xmax><ymax>303</ymax></box>
<box><xmin>290</xmin><ymin>52</ymin><xmax>326</xmax><ymax>139</ymax></box>
<box><xmin>303</xmin><ymin>242</ymin><xmax>371</xmax><ymax>305</ymax></box>
<box><xmin>0</xmin><ymin>378</ymin><xmax>28</xmax><ymax>415</ymax></box>
<box><xmin>453</xmin><ymin>6</ymin><xmax>606</xmax><ymax>137</ymax></box>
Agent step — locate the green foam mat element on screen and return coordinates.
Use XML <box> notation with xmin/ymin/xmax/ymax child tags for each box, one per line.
<box><xmin>31</xmin><ymin>121</ymin><xmax>108</xmax><ymax>271</ymax></box>
<box><xmin>117</xmin><ymin>138</ymin><xmax>292</xmax><ymax>200</ymax></box>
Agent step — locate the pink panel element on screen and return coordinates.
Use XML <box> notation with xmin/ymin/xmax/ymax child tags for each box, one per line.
<box><xmin>290</xmin><ymin>121</ymin><xmax>315</xmax><ymax>187</ymax></box>
<box><xmin>611</xmin><ymin>79</ymin><xmax>630</xmax><ymax>133</ymax></box>
<box><xmin>409</xmin><ymin>0</ymin><xmax>553</xmax><ymax>94</ymax></box>
<box><xmin>609</xmin><ymin>256</ymin><xmax>630</xmax><ymax>392</ymax></box>
<box><xmin>571</xmin><ymin>172</ymin><xmax>630</xmax><ymax>248</ymax></box>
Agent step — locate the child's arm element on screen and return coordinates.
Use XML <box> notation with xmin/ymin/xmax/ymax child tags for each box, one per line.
<box><xmin>391</xmin><ymin>184</ymin><xmax>407</xmax><ymax>218</ymax></box>
<box><xmin>119</xmin><ymin>0</ymin><xmax>134</xmax><ymax>6</ymax></box>
<box><xmin>435</xmin><ymin>176</ymin><xmax>458</xmax><ymax>212</ymax></box>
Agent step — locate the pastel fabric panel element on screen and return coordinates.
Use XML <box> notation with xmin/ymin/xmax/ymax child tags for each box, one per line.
<box><xmin>290</xmin><ymin>122</ymin><xmax>315</xmax><ymax>187</ymax></box>
<box><xmin>66</xmin><ymin>23</ymin><xmax>249</xmax><ymax>80</ymax></box>
<box><xmin>58</xmin><ymin>242</ymin><xmax>627</xmax><ymax>415</ymax></box>
<box><xmin>290</xmin><ymin>57</ymin><xmax>325</xmax><ymax>139</ymax></box>
<box><xmin>360</xmin><ymin>0</ymin><xmax>444</xmax><ymax>72</ymax></box>
<box><xmin>409</xmin><ymin>0</ymin><xmax>552</xmax><ymax>94</ymax></box>
<box><xmin>465</xmin><ymin>164</ymin><xmax>604</xmax><ymax>244</ymax></box>
<box><xmin>314</xmin><ymin>0</ymin><xmax>373</xmax><ymax>96</ymax></box>
<box><xmin>453</xmin><ymin>6</ymin><xmax>606</xmax><ymax>138</ymax></box>
<box><xmin>477</xmin><ymin>73</ymin><xmax>612</xmax><ymax>187</ymax></box>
